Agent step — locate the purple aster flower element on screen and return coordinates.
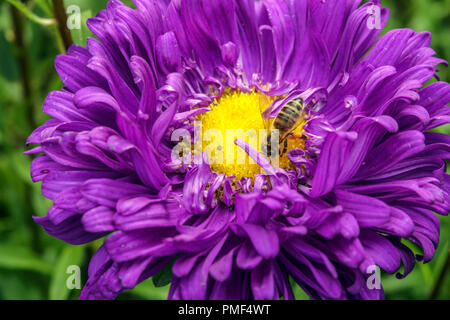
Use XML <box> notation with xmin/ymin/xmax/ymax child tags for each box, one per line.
<box><xmin>27</xmin><ymin>0</ymin><xmax>449</xmax><ymax>300</ymax></box>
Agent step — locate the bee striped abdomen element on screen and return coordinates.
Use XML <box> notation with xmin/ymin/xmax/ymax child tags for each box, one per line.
<box><xmin>262</xmin><ymin>98</ymin><xmax>305</xmax><ymax>158</ymax></box>
<box><xmin>273</xmin><ymin>99</ymin><xmax>304</xmax><ymax>132</ymax></box>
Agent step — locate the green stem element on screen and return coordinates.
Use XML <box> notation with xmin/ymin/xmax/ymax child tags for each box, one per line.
<box><xmin>10</xmin><ymin>5</ymin><xmax>35</xmax><ymax>129</ymax></box>
<box><xmin>51</xmin><ymin>0</ymin><xmax>73</xmax><ymax>52</ymax></box>
<box><xmin>9</xmin><ymin>5</ymin><xmax>42</xmax><ymax>254</ymax></box>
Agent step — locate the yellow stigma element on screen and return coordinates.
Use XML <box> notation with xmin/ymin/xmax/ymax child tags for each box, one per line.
<box><xmin>195</xmin><ymin>89</ymin><xmax>306</xmax><ymax>180</ymax></box>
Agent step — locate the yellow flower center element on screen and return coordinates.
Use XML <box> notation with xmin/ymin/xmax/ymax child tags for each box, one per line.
<box><xmin>195</xmin><ymin>90</ymin><xmax>306</xmax><ymax>180</ymax></box>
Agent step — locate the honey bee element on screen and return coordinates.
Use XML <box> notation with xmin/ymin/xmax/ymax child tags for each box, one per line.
<box><xmin>260</xmin><ymin>95</ymin><xmax>307</xmax><ymax>157</ymax></box>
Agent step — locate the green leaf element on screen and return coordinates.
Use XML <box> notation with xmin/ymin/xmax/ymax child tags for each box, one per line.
<box><xmin>0</xmin><ymin>271</ymin><xmax>45</xmax><ymax>300</ymax></box>
<box><xmin>382</xmin><ymin>270</ymin><xmax>427</xmax><ymax>300</ymax></box>
<box><xmin>0</xmin><ymin>245</ymin><xmax>54</xmax><ymax>275</ymax></box>
<box><xmin>49</xmin><ymin>245</ymin><xmax>85</xmax><ymax>300</ymax></box>
<box><xmin>132</xmin><ymin>278</ymin><xmax>169</xmax><ymax>300</ymax></box>
<box><xmin>418</xmin><ymin>262</ymin><xmax>434</xmax><ymax>291</ymax></box>
<box><xmin>289</xmin><ymin>278</ymin><xmax>310</xmax><ymax>300</ymax></box>
<box><xmin>69</xmin><ymin>9</ymin><xmax>93</xmax><ymax>46</ymax></box>
<box><xmin>34</xmin><ymin>0</ymin><xmax>54</xmax><ymax>17</ymax></box>
<box><xmin>11</xmin><ymin>151</ymin><xmax>32</xmax><ymax>184</ymax></box>
<box><xmin>152</xmin><ymin>263</ymin><xmax>173</xmax><ymax>288</ymax></box>
<box><xmin>6</xmin><ymin>0</ymin><xmax>55</xmax><ymax>26</ymax></box>
<box><xmin>433</xmin><ymin>241</ymin><xmax>449</xmax><ymax>281</ymax></box>
<box><xmin>32</xmin><ymin>182</ymin><xmax>52</xmax><ymax>217</ymax></box>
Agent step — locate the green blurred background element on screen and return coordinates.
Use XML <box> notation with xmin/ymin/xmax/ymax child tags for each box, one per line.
<box><xmin>0</xmin><ymin>0</ymin><xmax>448</xmax><ymax>300</ymax></box>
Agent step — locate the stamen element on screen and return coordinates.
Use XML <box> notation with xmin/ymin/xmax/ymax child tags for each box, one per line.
<box><xmin>195</xmin><ymin>89</ymin><xmax>306</xmax><ymax>180</ymax></box>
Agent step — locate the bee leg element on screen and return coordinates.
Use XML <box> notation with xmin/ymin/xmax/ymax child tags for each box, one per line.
<box><xmin>280</xmin><ymin>139</ymin><xmax>288</xmax><ymax>156</ymax></box>
<box><xmin>266</xmin><ymin>135</ymin><xmax>272</xmax><ymax>157</ymax></box>
<box><xmin>261</xmin><ymin>142</ymin><xmax>269</xmax><ymax>156</ymax></box>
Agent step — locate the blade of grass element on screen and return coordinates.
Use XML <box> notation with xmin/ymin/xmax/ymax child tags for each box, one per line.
<box><xmin>430</xmin><ymin>248</ymin><xmax>450</xmax><ymax>299</ymax></box>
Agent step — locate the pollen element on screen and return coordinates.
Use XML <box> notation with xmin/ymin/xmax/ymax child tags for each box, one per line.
<box><xmin>195</xmin><ymin>90</ymin><xmax>305</xmax><ymax>180</ymax></box>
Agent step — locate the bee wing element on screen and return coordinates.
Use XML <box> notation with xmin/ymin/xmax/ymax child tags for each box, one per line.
<box><xmin>285</xmin><ymin>100</ymin><xmax>308</xmax><ymax>140</ymax></box>
<box><xmin>259</xmin><ymin>93</ymin><xmax>273</xmax><ymax>130</ymax></box>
